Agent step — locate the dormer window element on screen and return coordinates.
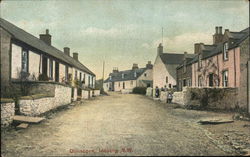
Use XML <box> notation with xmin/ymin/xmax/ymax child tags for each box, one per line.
<box><xmin>134</xmin><ymin>72</ymin><xmax>137</xmax><ymax>77</ymax></box>
<box><xmin>122</xmin><ymin>73</ymin><xmax>124</xmax><ymax>79</ymax></box>
<box><xmin>223</xmin><ymin>42</ymin><xmax>229</xmax><ymax>60</ymax></box>
<box><xmin>109</xmin><ymin>76</ymin><xmax>112</xmax><ymax>80</ymax></box>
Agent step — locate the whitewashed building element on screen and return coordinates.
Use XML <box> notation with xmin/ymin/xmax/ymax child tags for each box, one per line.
<box><xmin>0</xmin><ymin>18</ymin><xmax>95</xmax><ymax>93</ymax></box>
<box><xmin>153</xmin><ymin>43</ymin><xmax>195</xmax><ymax>89</ymax></box>
<box><xmin>103</xmin><ymin>62</ymin><xmax>153</xmax><ymax>92</ymax></box>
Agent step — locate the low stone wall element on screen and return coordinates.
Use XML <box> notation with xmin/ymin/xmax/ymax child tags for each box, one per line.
<box><xmin>19</xmin><ymin>84</ymin><xmax>71</xmax><ymax>116</ymax></box>
<box><xmin>89</xmin><ymin>90</ymin><xmax>93</xmax><ymax>97</ymax></box>
<box><xmin>173</xmin><ymin>87</ymin><xmax>240</xmax><ymax>111</ymax></box>
<box><xmin>82</xmin><ymin>90</ymin><xmax>89</xmax><ymax>99</ymax></box>
<box><xmin>73</xmin><ymin>88</ymin><xmax>77</xmax><ymax>101</ymax></box>
<box><xmin>160</xmin><ymin>91</ymin><xmax>168</xmax><ymax>102</ymax></box>
<box><xmin>172</xmin><ymin>91</ymin><xmax>187</xmax><ymax>105</ymax></box>
<box><xmin>93</xmin><ymin>90</ymin><xmax>100</xmax><ymax>96</ymax></box>
<box><xmin>146</xmin><ymin>87</ymin><xmax>153</xmax><ymax>97</ymax></box>
<box><xmin>121</xmin><ymin>89</ymin><xmax>132</xmax><ymax>94</ymax></box>
<box><xmin>1</xmin><ymin>99</ymin><xmax>15</xmax><ymax>127</ymax></box>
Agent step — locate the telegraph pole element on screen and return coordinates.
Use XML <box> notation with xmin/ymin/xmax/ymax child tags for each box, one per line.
<box><xmin>102</xmin><ymin>61</ymin><xmax>105</xmax><ymax>91</ymax></box>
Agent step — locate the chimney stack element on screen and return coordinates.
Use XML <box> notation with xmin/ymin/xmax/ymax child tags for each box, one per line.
<box><xmin>183</xmin><ymin>52</ymin><xmax>188</xmax><ymax>60</ymax></box>
<box><xmin>113</xmin><ymin>67</ymin><xmax>119</xmax><ymax>73</ymax></box>
<box><xmin>194</xmin><ymin>43</ymin><xmax>200</xmax><ymax>54</ymax></box>
<box><xmin>39</xmin><ymin>29</ymin><xmax>51</xmax><ymax>45</ymax></box>
<box><xmin>132</xmin><ymin>63</ymin><xmax>139</xmax><ymax>70</ymax></box>
<box><xmin>63</xmin><ymin>47</ymin><xmax>70</xmax><ymax>56</ymax></box>
<box><xmin>146</xmin><ymin>61</ymin><xmax>153</xmax><ymax>69</ymax></box>
<box><xmin>73</xmin><ymin>52</ymin><xmax>78</xmax><ymax>61</ymax></box>
<box><xmin>213</xmin><ymin>26</ymin><xmax>223</xmax><ymax>45</ymax></box>
<box><xmin>157</xmin><ymin>43</ymin><xmax>163</xmax><ymax>55</ymax></box>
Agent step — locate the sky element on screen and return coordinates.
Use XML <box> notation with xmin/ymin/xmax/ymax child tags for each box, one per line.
<box><xmin>1</xmin><ymin>0</ymin><xmax>249</xmax><ymax>79</ymax></box>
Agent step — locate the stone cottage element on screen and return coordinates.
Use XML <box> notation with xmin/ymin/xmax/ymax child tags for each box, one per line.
<box><xmin>0</xmin><ymin>18</ymin><xmax>97</xmax><ymax>122</ymax></box>
<box><xmin>103</xmin><ymin>62</ymin><xmax>153</xmax><ymax>92</ymax></box>
<box><xmin>0</xmin><ymin>18</ymin><xmax>96</xmax><ymax>92</ymax></box>
<box><xmin>153</xmin><ymin>43</ymin><xmax>194</xmax><ymax>89</ymax></box>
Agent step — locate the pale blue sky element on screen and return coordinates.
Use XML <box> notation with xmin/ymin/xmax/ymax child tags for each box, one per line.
<box><xmin>1</xmin><ymin>0</ymin><xmax>249</xmax><ymax>79</ymax></box>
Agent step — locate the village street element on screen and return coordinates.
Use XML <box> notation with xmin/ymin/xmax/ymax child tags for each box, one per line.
<box><xmin>1</xmin><ymin>93</ymin><xmax>249</xmax><ymax>156</ymax></box>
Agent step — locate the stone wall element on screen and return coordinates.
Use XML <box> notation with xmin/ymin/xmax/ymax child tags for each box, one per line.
<box><xmin>19</xmin><ymin>84</ymin><xmax>71</xmax><ymax>116</ymax></box>
<box><xmin>1</xmin><ymin>99</ymin><xmax>15</xmax><ymax>127</ymax></box>
<box><xmin>146</xmin><ymin>87</ymin><xmax>153</xmax><ymax>97</ymax></box>
<box><xmin>172</xmin><ymin>87</ymin><xmax>240</xmax><ymax>111</ymax></box>
<box><xmin>121</xmin><ymin>89</ymin><xmax>132</xmax><ymax>94</ymax></box>
<box><xmin>82</xmin><ymin>90</ymin><xmax>89</xmax><ymax>99</ymax></box>
<box><xmin>93</xmin><ymin>90</ymin><xmax>100</xmax><ymax>96</ymax></box>
<box><xmin>0</xmin><ymin>28</ymin><xmax>11</xmax><ymax>94</ymax></box>
<box><xmin>73</xmin><ymin>88</ymin><xmax>77</xmax><ymax>101</ymax></box>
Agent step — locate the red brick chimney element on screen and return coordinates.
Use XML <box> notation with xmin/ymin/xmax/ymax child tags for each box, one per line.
<box><xmin>64</xmin><ymin>47</ymin><xmax>70</xmax><ymax>56</ymax></box>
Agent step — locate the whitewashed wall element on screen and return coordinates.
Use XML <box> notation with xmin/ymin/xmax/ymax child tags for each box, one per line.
<box><xmin>11</xmin><ymin>43</ymin><xmax>22</xmax><ymax>79</ymax></box>
<box><xmin>29</xmin><ymin>50</ymin><xmax>40</xmax><ymax>80</ymax></box>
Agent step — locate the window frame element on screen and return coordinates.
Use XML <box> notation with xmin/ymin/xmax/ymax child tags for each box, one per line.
<box><xmin>223</xmin><ymin>42</ymin><xmax>229</xmax><ymax>61</ymax></box>
<box><xmin>21</xmin><ymin>48</ymin><xmax>29</xmax><ymax>73</ymax></box>
<box><xmin>49</xmin><ymin>59</ymin><xmax>53</xmax><ymax>79</ymax></box>
<box><xmin>222</xmin><ymin>70</ymin><xmax>228</xmax><ymax>87</ymax></box>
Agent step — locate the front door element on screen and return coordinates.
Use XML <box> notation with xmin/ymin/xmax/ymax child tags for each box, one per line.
<box><xmin>55</xmin><ymin>62</ymin><xmax>59</xmax><ymax>82</ymax></box>
<box><xmin>209</xmin><ymin>73</ymin><xmax>213</xmax><ymax>87</ymax></box>
<box><xmin>42</xmin><ymin>56</ymin><xmax>48</xmax><ymax>76</ymax></box>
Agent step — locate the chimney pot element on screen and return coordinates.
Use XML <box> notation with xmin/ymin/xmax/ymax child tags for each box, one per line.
<box><xmin>146</xmin><ymin>61</ymin><xmax>153</xmax><ymax>69</ymax></box>
<box><xmin>157</xmin><ymin>43</ymin><xmax>163</xmax><ymax>55</ymax></box>
<box><xmin>73</xmin><ymin>52</ymin><xmax>78</xmax><ymax>61</ymax></box>
<box><xmin>132</xmin><ymin>63</ymin><xmax>139</xmax><ymax>70</ymax></box>
<box><xmin>46</xmin><ymin>29</ymin><xmax>49</xmax><ymax>34</ymax></box>
<box><xmin>64</xmin><ymin>47</ymin><xmax>70</xmax><ymax>56</ymax></box>
<box><xmin>219</xmin><ymin>26</ymin><xmax>222</xmax><ymax>34</ymax></box>
<box><xmin>194</xmin><ymin>43</ymin><xmax>200</xmax><ymax>54</ymax></box>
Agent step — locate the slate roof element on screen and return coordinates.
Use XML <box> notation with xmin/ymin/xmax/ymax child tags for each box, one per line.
<box><xmin>179</xmin><ymin>27</ymin><xmax>249</xmax><ymax>68</ymax></box>
<box><xmin>104</xmin><ymin>68</ymin><xmax>147</xmax><ymax>83</ymax></box>
<box><xmin>0</xmin><ymin>18</ymin><xmax>95</xmax><ymax>76</ymax></box>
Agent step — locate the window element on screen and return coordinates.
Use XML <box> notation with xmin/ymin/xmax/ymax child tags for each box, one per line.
<box><xmin>49</xmin><ymin>59</ymin><xmax>53</xmax><ymax>79</ymax></box>
<box><xmin>21</xmin><ymin>49</ymin><xmax>28</xmax><ymax>72</ymax></box>
<box><xmin>80</xmin><ymin>72</ymin><xmax>82</xmax><ymax>81</ymax></box>
<box><xmin>183</xmin><ymin>79</ymin><xmax>187</xmax><ymax>87</ymax></box>
<box><xmin>83</xmin><ymin>74</ymin><xmax>86</xmax><ymax>84</ymax></box>
<box><xmin>131</xmin><ymin>81</ymin><xmax>133</xmax><ymax>85</ymax></box>
<box><xmin>166</xmin><ymin>76</ymin><xmax>168</xmax><ymax>83</ymax></box>
<box><xmin>209</xmin><ymin>73</ymin><xmax>213</xmax><ymax>87</ymax></box>
<box><xmin>223</xmin><ymin>42</ymin><xmax>229</xmax><ymax>60</ymax></box>
<box><xmin>169</xmin><ymin>84</ymin><xmax>172</xmax><ymax>88</ymax></box>
<box><xmin>88</xmin><ymin>76</ymin><xmax>90</xmax><ymax>87</ymax></box>
<box><xmin>134</xmin><ymin>72</ymin><xmax>137</xmax><ymax>77</ymax></box>
<box><xmin>144</xmin><ymin>73</ymin><xmax>147</xmax><ymax>77</ymax></box>
<box><xmin>65</xmin><ymin>66</ymin><xmax>68</xmax><ymax>81</ymax></box>
<box><xmin>222</xmin><ymin>70</ymin><xmax>228</xmax><ymax>87</ymax></box>
<box><xmin>198</xmin><ymin>76</ymin><xmax>202</xmax><ymax>87</ymax></box>
<box><xmin>123</xmin><ymin>82</ymin><xmax>125</xmax><ymax>89</ymax></box>
<box><xmin>119</xmin><ymin>82</ymin><xmax>120</xmax><ymax>87</ymax></box>
<box><xmin>75</xmin><ymin>70</ymin><xmax>77</xmax><ymax>80</ymax></box>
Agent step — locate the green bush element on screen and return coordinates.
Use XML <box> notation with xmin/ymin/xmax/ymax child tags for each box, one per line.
<box><xmin>132</xmin><ymin>87</ymin><xmax>147</xmax><ymax>95</ymax></box>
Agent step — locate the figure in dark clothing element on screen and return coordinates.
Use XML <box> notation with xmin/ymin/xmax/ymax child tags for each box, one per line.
<box><xmin>155</xmin><ymin>86</ymin><xmax>160</xmax><ymax>98</ymax></box>
<box><xmin>167</xmin><ymin>92</ymin><xmax>173</xmax><ymax>103</ymax></box>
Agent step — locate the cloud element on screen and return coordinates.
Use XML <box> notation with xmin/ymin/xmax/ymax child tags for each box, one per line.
<box><xmin>80</xmin><ymin>24</ymin><xmax>138</xmax><ymax>38</ymax></box>
<box><xmin>149</xmin><ymin>32</ymin><xmax>212</xmax><ymax>53</ymax></box>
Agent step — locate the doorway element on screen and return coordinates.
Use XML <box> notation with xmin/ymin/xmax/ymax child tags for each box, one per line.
<box><xmin>55</xmin><ymin>62</ymin><xmax>59</xmax><ymax>82</ymax></box>
<box><xmin>209</xmin><ymin>73</ymin><xmax>214</xmax><ymax>87</ymax></box>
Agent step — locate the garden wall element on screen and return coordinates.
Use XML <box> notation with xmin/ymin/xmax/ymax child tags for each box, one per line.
<box><xmin>172</xmin><ymin>87</ymin><xmax>240</xmax><ymax>111</ymax></box>
<box><xmin>1</xmin><ymin>99</ymin><xmax>15</xmax><ymax>127</ymax></box>
<box><xmin>19</xmin><ymin>84</ymin><xmax>72</xmax><ymax>116</ymax></box>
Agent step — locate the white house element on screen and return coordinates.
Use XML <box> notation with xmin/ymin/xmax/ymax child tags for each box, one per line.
<box><xmin>153</xmin><ymin>43</ymin><xmax>195</xmax><ymax>89</ymax></box>
<box><xmin>0</xmin><ymin>18</ymin><xmax>95</xmax><ymax>93</ymax></box>
<box><xmin>103</xmin><ymin>62</ymin><xmax>153</xmax><ymax>92</ymax></box>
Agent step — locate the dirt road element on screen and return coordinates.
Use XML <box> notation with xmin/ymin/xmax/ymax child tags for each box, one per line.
<box><xmin>1</xmin><ymin>93</ymin><xmax>241</xmax><ymax>156</ymax></box>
